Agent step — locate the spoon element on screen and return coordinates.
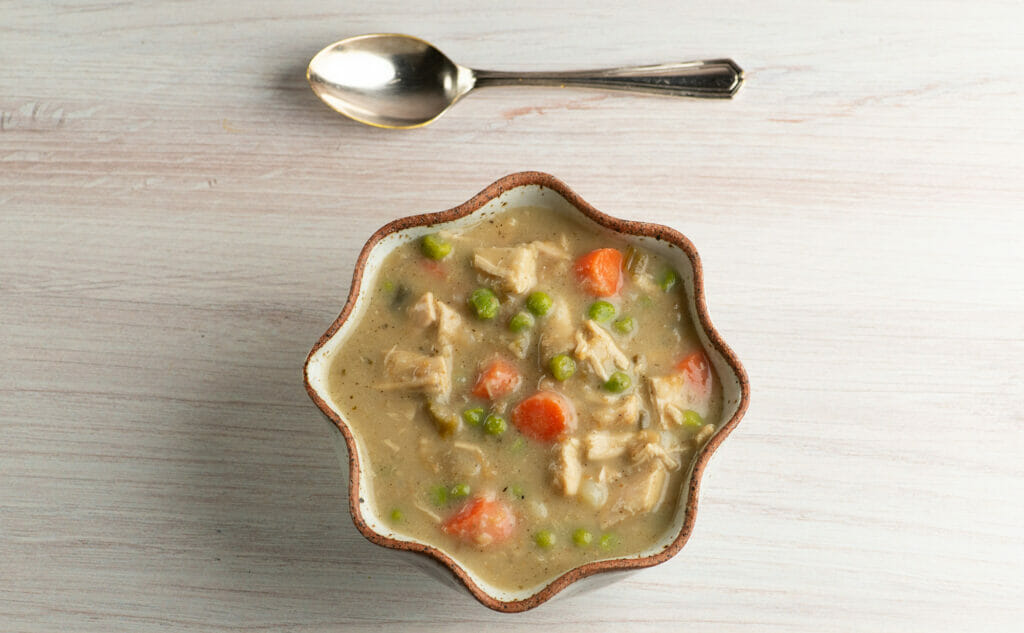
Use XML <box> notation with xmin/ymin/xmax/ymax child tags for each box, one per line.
<box><xmin>306</xmin><ymin>33</ymin><xmax>744</xmax><ymax>129</ymax></box>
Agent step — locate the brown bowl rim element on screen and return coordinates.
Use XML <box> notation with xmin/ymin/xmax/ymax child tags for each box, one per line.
<box><xmin>303</xmin><ymin>171</ymin><xmax>751</xmax><ymax>612</ymax></box>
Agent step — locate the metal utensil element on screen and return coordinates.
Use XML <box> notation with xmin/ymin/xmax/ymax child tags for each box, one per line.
<box><xmin>306</xmin><ymin>33</ymin><xmax>744</xmax><ymax>129</ymax></box>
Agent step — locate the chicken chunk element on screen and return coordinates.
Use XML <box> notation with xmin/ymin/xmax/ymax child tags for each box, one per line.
<box><xmin>408</xmin><ymin>292</ymin><xmax>464</xmax><ymax>345</ymax></box>
<box><xmin>583</xmin><ymin>431</ymin><xmax>637</xmax><ymax>460</ymax></box>
<box><xmin>473</xmin><ymin>245</ymin><xmax>538</xmax><ymax>295</ymax></box>
<box><xmin>574</xmin><ymin>320</ymin><xmax>631</xmax><ymax>381</ymax></box>
<box><xmin>538</xmin><ymin>300</ymin><xmax>575</xmax><ymax>359</ymax></box>
<box><xmin>629</xmin><ymin>433</ymin><xmax>681</xmax><ymax>470</ymax></box>
<box><xmin>550</xmin><ymin>437</ymin><xmax>583</xmax><ymax>496</ymax></box>
<box><xmin>647</xmin><ymin>372</ymin><xmax>711</xmax><ymax>428</ymax></box>
<box><xmin>408</xmin><ymin>292</ymin><xmax>437</xmax><ymax>328</ymax></box>
<box><xmin>592</xmin><ymin>392</ymin><xmax>641</xmax><ymax>428</ymax></box>
<box><xmin>693</xmin><ymin>423</ymin><xmax>716</xmax><ymax>446</ymax></box>
<box><xmin>508</xmin><ymin>333</ymin><xmax>531</xmax><ymax>360</ymax></box>
<box><xmin>379</xmin><ymin>348</ymin><xmax>451</xmax><ymax>400</ymax></box>
<box><xmin>586</xmin><ymin>429</ymin><xmax>682</xmax><ymax>469</ymax></box>
<box><xmin>600</xmin><ymin>460</ymin><xmax>669</xmax><ymax>528</ymax></box>
<box><xmin>435</xmin><ymin>301</ymin><xmax>463</xmax><ymax>343</ymax></box>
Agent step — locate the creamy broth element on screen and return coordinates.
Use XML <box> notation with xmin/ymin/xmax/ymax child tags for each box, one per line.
<box><xmin>329</xmin><ymin>206</ymin><xmax>721</xmax><ymax>591</ymax></box>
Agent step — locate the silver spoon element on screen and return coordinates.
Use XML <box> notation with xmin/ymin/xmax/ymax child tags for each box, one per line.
<box><xmin>307</xmin><ymin>33</ymin><xmax>743</xmax><ymax>129</ymax></box>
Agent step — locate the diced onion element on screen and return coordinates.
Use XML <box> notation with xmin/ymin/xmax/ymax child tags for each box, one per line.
<box><xmin>579</xmin><ymin>479</ymin><xmax>608</xmax><ymax>509</ymax></box>
<box><xmin>529</xmin><ymin>499</ymin><xmax>549</xmax><ymax>519</ymax></box>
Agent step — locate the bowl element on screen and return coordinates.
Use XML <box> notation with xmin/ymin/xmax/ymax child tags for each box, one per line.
<box><xmin>304</xmin><ymin>171</ymin><xmax>750</xmax><ymax>612</ymax></box>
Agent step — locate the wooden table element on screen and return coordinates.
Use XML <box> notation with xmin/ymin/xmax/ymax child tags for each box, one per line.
<box><xmin>2</xmin><ymin>2</ymin><xmax>1022</xmax><ymax>631</ymax></box>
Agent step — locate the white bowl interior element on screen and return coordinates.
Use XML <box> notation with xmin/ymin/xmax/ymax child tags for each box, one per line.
<box><xmin>305</xmin><ymin>183</ymin><xmax>745</xmax><ymax>603</ymax></box>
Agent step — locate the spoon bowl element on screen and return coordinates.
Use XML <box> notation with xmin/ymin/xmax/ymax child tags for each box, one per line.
<box><xmin>307</xmin><ymin>34</ymin><xmax>474</xmax><ymax>129</ymax></box>
<box><xmin>307</xmin><ymin>34</ymin><xmax>743</xmax><ymax>129</ymax></box>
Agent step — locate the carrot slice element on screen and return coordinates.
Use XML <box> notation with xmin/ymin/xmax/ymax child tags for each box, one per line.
<box><xmin>511</xmin><ymin>390</ymin><xmax>577</xmax><ymax>442</ymax></box>
<box><xmin>573</xmin><ymin>248</ymin><xmax>624</xmax><ymax>297</ymax></box>
<box><xmin>441</xmin><ymin>495</ymin><xmax>516</xmax><ymax>546</ymax></box>
<box><xmin>471</xmin><ymin>358</ymin><xmax>522</xmax><ymax>400</ymax></box>
<box><xmin>419</xmin><ymin>258</ymin><xmax>447</xmax><ymax>279</ymax></box>
<box><xmin>675</xmin><ymin>350</ymin><xmax>713</xmax><ymax>397</ymax></box>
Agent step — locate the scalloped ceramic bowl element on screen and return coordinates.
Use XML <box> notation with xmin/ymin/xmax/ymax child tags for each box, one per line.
<box><xmin>304</xmin><ymin>172</ymin><xmax>750</xmax><ymax>612</ymax></box>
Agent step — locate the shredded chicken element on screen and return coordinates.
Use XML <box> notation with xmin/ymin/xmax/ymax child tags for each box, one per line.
<box><xmin>414</xmin><ymin>501</ymin><xmax>442</xmax><ymax>523</ymax></box>
<box><xmin>629</xmin><ymin>436</ymin><xmax>681</xmax><ymax>470</ymax></box>
<box><xmin>584</xmin><ymin>431</ymin><xmax>637</xmax><ymax>460</ymax></box>
<box><xmin>382</xmin><ymin>398</ymin><xmax>418</xmax><ymax>423</ymax></box>
<box><xmin>597</xmin><ymin>465</ymin><xmax>618</xmax><ymax>483</ymax></box>
<box><xmin>592</xmin><ymin>392</ymin><xmax>641</xmax><ymax>428</ymax></box>
<box><xmin>550</xmin><ymin>438</ymin><xmax>583</xmax><ymax>496</ymax></box>
<box><xmin>647</xmin><ymin>372</ymin><xmax>711</xmax><ymax>428</ymax></box>
<box><xmin>418</xmin><ymin>437</ymin><xmax>441</xmax><ymax>475</ymax></box>
<box><xmin>538</xmin><ymin>300</ymin><xmax>575</xmax><ymax>359</ymax></box>
<box><xmin>408</xmin><ymin>292</ymin><xmax>437</xmax><ymax>327</ymax></box>
<box><xmin>379</xmin><ymin>348</ymin><xmax>451</xmax><ymax>400</ymax></box>
<box><xmin>508</xmin><ymin>333</ymin><xmax>531</xmax><ymax>360</ymax></box>
<box><xmin>585</xmin><ymin>429</ymin><xmax>682</xmax><ymax>470</ymax></box>
<box><xmin>408</xmin><ymin>292</ymin><xmax>464</xmax><ymax>345</ymax></box>
<box><xmin>600</xmin><ymin>459</ymin><xmax>669</xmax><ymax>528</ymax></box>
<box><xmin>693</xmin><ymin>424</ymin><xmax>716</xmax><ymax>446</ymax></box>
<box><xmin>435</xmin><ymin>302</ymin><xmax>463</xmax><ymax>343</ymax></box>
<box><xmin>452</xmin><ymin>441</ymin><xmax>495</xmax><ymax>478</ymax></box>
<box><xmin>473</xmin><ymin>245</ymin><xmax>538</xmax><ymax>294</ymax></box>
<box><xmin>574</xmin><ymin>320</ymin><xmax>631</xmax><ymax>381</ymax></box>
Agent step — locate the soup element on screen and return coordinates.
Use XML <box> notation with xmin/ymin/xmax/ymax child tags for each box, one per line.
<box><xmin>328</xmin><ymin>206</ymin><xmax>721</xmax><ymax>591</ymax></box>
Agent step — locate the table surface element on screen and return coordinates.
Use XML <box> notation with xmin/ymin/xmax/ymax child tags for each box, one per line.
<box><xmin>2</xmin><ymin>1</ymin><xmax>1023</xmax><ymax>631</ymax></box>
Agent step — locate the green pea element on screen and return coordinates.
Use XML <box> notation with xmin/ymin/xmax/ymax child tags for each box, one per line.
<box><xmin>683</xmin><ymin>409</ymin><xmax>704</xmax><ymax>428</ymax></box>
<box><xmin>468</xmin><ymin>288</ymin><xmax>500</xmax><ymax>320</ymax></box>
<box><xmin>420</xmin><ymin>234</ymin><xmax>452</xmax><ymax>260</ymax></box>
<box><xmin>534</xmin><ymin>529</ymin><xmax>556</xmax><ymax>549</ymax></box>
<box><xmin>510</xmin><ymin>484</ymin><xmax>525</xmax><ymax>499</ymax></box>
<box><xmin>658</xmin><ymin>268</ymin><xmax>679</xmax><ymax>292</ymax></box>
<box><xmin>390</xmin><ymin>508</ymin><xmax>403</xmax><ymax>522</ymax></box>
<box><xmin>613</xmin><ymin>316</ymin><xmax>636</xmax><ymax>334</ymax></box>
<box><xmin>462</xmin><ymin>407</ymin><xmax>485</xmax><ymax>426</ymax></box>
<box><xmin>549</xmin><ymin>354</ymin><xmax>576</xmax><ymax>381</ymax></box>
<box><xmin>484</xmin><ymin>414</ymin><xmax>507</xmax><ymax>436</ymax></box>
<box><xmin>525</xmin><ymin>291</ymin><xmax>553</xmax><ymax>316</ymax></box>
<box><xmin>450</xmin><ymin>483</ymin><xmax>471</xmax><ymax>498</ymax></box>
<box><xmin>572</xmin><ymin>528</ymin><xmax>593</xmax><ymax>547</ymax></box>
<box><xmin>381</xmin><ymin>280</ymin><xmax>395</xmax><ymax>292</ymax></box>
<box><xmin>508</xmin><ymin>311</ymin><xmax>534</xmax><ymax>333</ymax></box>
<box><xmin>510</xmin><ymin>437</ymin><xmax>526</xmax><ymax>453</ymax></box>
<box><xmin>599</xmin><ymin>533</ymin><xmax>618</xmax><ymax>550</ymax></box>
<box><xmin>603</xmin><ymin>371</ymin><xmax>632</xmax><ymax>393</ymax></box>
<box><xmin>588</xmin><ymin>300</ymin><xmax>616</xmax><ymax>322</ymax></box>
<box><xmin>428</xmin><ymin>485</ymin><xmax>448</xmax><ymax>507</ymax></box>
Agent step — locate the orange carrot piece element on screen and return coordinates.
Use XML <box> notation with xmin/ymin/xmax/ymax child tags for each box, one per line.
<box><xmin>675</xmin><ymin>349</ymin><xmax>712</xmax><ymax>396</ymax></box>
<box><xmin>511</xmin><ymin>390</ymin><xmax>577</xmax><ymax>442</ymax></box>
<box><xmin>441</xmin><ymin>495</ymin><xmax>517</xmax><ymax>546</ymax></box>
<box><xmin>573</xmin><ymin>248</ymin><xmax>624</xmax><ymax>297</ymax></box>
<box><xmin>471</xmin><ymin>358</ymin><xmax>522</xmax><ymax>400</ymax></box>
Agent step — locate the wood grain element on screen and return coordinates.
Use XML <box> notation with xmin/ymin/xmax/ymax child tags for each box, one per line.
<box><xmin>1</xmin><ymin>1</ymin><xmax>1022</xmax><ymax>631</ymax></box>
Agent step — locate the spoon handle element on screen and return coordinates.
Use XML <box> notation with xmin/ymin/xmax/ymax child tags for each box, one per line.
<box><xmin>473</xmin><ymin>59</ymin><xmax>743</xmax><ymax>98</ymax></box>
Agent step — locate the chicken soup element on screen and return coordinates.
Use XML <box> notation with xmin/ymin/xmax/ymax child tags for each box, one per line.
<box><xmin>328</xmin><ymin>206</ymin><xmax>721</xmax><ymax>591</ymax></box>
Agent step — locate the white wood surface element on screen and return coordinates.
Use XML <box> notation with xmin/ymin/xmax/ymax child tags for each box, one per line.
<box><xmin>2</xmin><ymin>1</ymin><xmax>1023</xmax><ymax>630</ymax></box>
